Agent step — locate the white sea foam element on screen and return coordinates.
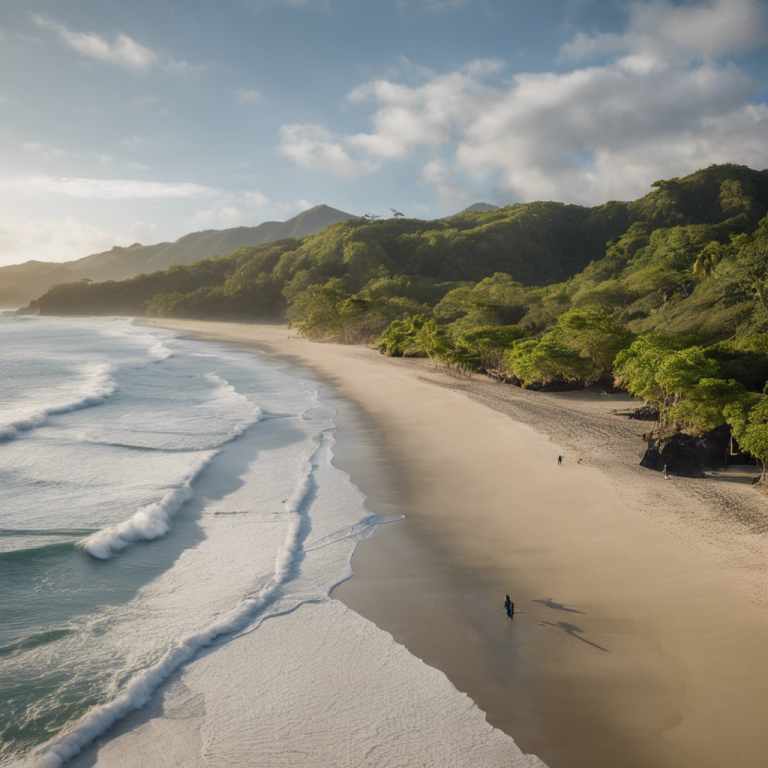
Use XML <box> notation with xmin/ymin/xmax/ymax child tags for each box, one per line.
<box><xmin>79</xmin><ymin>451</ymin><xmax>218</xmax><ymax>559</ymax></box>
<box><xmin>80</xmin><ymin>376</ymin><xmax>262</xmax><ymax>558</ymax></box>
<box><xmin>0</xmin><ymin>364</ymin><xmax>118</xmax><ymax>442</ymax></box>
<box><xmin>34</xmin><ymin>438</ymin><xmax>322</xmax><ymax>768</ymax></box>
<box><xmin>148</xmin><ymin>339</ymin><xmax>173</xmax><ymax>361</ymax></box>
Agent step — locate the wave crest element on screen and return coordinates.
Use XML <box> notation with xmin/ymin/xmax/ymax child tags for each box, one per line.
<box><xmin>80</xmin><ymin>450</ymin><xmax>217</xmax><ymax>559</ymax></box>
<box><xmin>35</xmin><ymin>436</ymin><xmax>323</xmax><ymax>768</ymax></box>
<box><xmin>81</xmin><ymin>378</ymin><xmax>262</xmax><ymax>559</ymax></box>
<box><xmin>0</xmin><ymin>364</ymin><xmax>118</xmax><ymax>442</ymax></box>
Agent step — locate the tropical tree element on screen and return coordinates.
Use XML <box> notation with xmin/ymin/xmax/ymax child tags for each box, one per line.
<box><xmin>724</xmin><ymin>394</ymin><xmax>768</xmax><ymax>482</ymax></box>
<box><xmin>671</xmin><ymin>377</ymin><xmax>746</xmax><ymax>433</ymax></box>
<box><xmin>548</xmin><ymin>308</ymin><xmax>636</xmax><ymax>381</ymax></box>
<box><xmin>455</xmin><ymin>325</ymin><xmax>527</xmax><ymax>371</ymax></box>
<box><xmin>614</xmin><ymin>334</ymin><xmax>702</xmax><ymax>417</ymax></box>
<box><xmin>504</xmin><ymin>338</ymin><xmax>593</xmax><ymax>389</ymax></box>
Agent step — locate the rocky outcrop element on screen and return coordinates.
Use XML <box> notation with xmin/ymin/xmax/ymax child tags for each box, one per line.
<box><xmin>630</xmin><ymin>403</ymin><xmax>660</xmax><ymax>421</ymax></box>
<box><xmin>485</xmin><ymin>368</ymin><xmax>523</xmax><ymax>385</ymax></box>
<box><xmin>640</xmin><ymin>424</ymin><xmax>752</xmax><ymax>478</ymax></box>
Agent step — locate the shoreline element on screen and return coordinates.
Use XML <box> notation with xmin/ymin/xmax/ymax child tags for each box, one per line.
<box><xmin>142</xmin><ymin>319</ymin><xmax>768</xmax><ymax>768</ymax></box>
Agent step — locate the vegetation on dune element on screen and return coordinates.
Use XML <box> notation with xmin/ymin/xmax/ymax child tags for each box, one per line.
<box><xmin>22</xmin><ymin>163</ymin><xmax>768</xmax><ymax>478</ymax></box>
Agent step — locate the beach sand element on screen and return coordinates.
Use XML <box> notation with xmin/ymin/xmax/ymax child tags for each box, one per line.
<box><xmin>141</xmin><ymin>319</ymin><xmax>768</xmax><ymax>768</ymax></box>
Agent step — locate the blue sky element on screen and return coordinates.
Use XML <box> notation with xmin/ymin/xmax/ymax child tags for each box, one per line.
<box><xmin>1</xmin><ymin>0</ymin><xmax>767</xmax><ymax>265</ymax></box>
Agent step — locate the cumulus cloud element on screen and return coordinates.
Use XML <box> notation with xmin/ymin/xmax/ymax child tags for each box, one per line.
<box><xmin>14</xmin><ymin>176</ymin><xmax>218</xmax><ymax>200</ymax></box>
<box><xmin>278</xmin><ymin>124</ymin><xmax>365</xmax><ymax>176</ymax></box>
<box><xmin>32</xmin><ymin>14</ymin><xmax>202</xmax><ymax>74</ymax></box>
<box><xmin>278</xmin><ymin>1</ymin><xmax>768</xmax><ymax>205</ymax></box>
<box><xmin>237</xmin><ymin>88</ymin><xmax>264</xmax><ymax>105</ymax></box>
<box><xmin>0</xmin><ymin>217</ymin><xmax>133</xmax><ymax>265</ymax></box>
<box><xmin>278</xmin><ymin>59</ymin><xmax>502</xmax><ymax>178</ymax></box>
<box><xmin>561</xmin><ymin>0</ymin><xmax>768</xmax><ymax>62</ymax></box>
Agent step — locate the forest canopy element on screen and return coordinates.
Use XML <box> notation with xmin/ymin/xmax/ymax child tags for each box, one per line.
<box><xmin>22</xmin><ymin>163</ymin><xmax>768</xmax><ymax>475</ymax></box>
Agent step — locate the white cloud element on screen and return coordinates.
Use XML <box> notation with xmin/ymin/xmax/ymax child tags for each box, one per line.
<box><xmin>189</xmin><ymin>206</ymin><xmax>252</xmax><ymax>230</ymax></box>
<box><xmin>244</xmin><ymin>190</ymin><xmax>270</xmax><ymax>207</ymax></box>
<box><xmin>237</xmin><ymin>88</ymin><xmax>264</xmax><ymax>105</ymax></box>
<box><xmin>189</xmin><ymin>191</ymin><xmax>307</xmax><ymax>231</ymax></box>
<box><xmin>32</xmin><ymin>14</ymin><xmax>202</xmax><ymax>75</ymax></box>
<box><xmin>130</xmin><ymin>221</ymin><xmax>157</xmax><ymax>242</ymax></box>
<box><xmin>279</xmin><ymin>1</ymin><xmax>768</xmax><ymax>205</ymax></box>
<box><xmin>274</xmin><ymin>198</ymin><xmax>312</xmax><ymax>217</ymax></box>
<box><xmin>278</xmin><ymin>124</ymin><xmax>365</xmax><ymax>176</ymax></box>
<box><xmin>0</xmin><ymin>217</ymin><xmax>133</xmax><ymax>265</ymax></box>
<box><xmin>14</xmin><ymin>176</ymin><xmax>218</xmax><ymax>200</ymax></box>
<box><xmin>126</xmin><ymin>162</ymin><xmax>151</xmax><ymax>171</ymax></box>
<box><xmin>420</xmin><ymin>159</ymin><xmax>472</xmax><ymax>207</ymax></box>
<box><xmin>22</xmin><ymin>141</ymin><xmax>68</xmax><ymax>160</ymax></box>
<box><xmin>345</xmin><ymin>59</ymin><xmax>502</xmax><ymax>160</ymax></box>
<box><xmin>561</xmin><ymin>0</ymin><xmax>768</xmax><ymax>62</ymax></box>
<box><xmin>278</xmin><ymin>59</ymin><xmax>502</xmax><ymax>178</ymax></box>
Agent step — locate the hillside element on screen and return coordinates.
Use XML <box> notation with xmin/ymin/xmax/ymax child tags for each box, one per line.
<box><xmin>22</xmin><ymin>165</ymin><xmax>768</xmax><ymax>351</ymax></box>
<box><xmin>0</xmin><ymin>204</ymin><xmax>354</xmax><ymax>307</ymax></box>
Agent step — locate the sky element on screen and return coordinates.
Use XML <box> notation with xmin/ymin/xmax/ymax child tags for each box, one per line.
<box><xmin>1</xmin><ymin>0</ymin><xmax>768</xmax><ymax>266</ymax></box>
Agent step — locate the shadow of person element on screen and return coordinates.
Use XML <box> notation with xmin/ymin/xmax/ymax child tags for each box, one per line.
<box><xmin>538</xmin><ymin>621</ymin><xmax>609</xmax><ymax>652</ymax></box>
<box><xmin>532</xmin><ymin>598</ymin><xmax>586</xmax><ymax>614</ymax></box>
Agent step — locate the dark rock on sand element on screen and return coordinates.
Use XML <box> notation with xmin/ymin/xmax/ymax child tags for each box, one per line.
<box><xmin>640</xmin><ymin>424</ymin><xmax>752</xmax><ymax>478</ymax></box>
<box><xmin>630</xmin><ymin>403</ymin><xmax>660</xmax><ymax>421</ymax></box>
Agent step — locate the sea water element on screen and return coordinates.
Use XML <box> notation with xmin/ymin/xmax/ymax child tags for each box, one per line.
<box><xmin>0</xmin><ymin>316</ymin><xmax>542</xmax><ymax>768</ymax></box>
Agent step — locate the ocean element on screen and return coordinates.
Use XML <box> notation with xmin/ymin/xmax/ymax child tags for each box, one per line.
<box><xmin>0</xmin><ymin>315</ymin><xmax>540</xmax><ymax>768</ymax></box>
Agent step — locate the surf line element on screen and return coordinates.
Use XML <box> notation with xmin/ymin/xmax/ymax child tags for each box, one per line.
<box><xmin>80</xmin><ymin>388</ymin><xmax>262</xmax><ymax>559</ymax></box>
<box><xmin>33</xmin><ymin>432</ymin><xmax>326</xmax><ymax>768</ymax></box>
<box><xmin>0</xmin><ymin>364</ymin><xmax>118</xmax><ymax>443</ymax></box>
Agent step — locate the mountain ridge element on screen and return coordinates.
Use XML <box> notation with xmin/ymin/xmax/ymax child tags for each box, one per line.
<box><xmin>0</xmin><ymin>204</ymin><xmax>355</xmax><ymax>307</ymax></box>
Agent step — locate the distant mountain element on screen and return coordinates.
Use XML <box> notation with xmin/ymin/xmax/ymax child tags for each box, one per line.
<box><xmin>460</xmin><ymin>203</ymin><xmax>500</xmax><ymax>213</ymax></box>
<box><xmin>0</xmin><ymin>204</ymin><xmax>355</xmax><ymax>307</ymax></box>
<box><xmin>265</xmin><ymin>204</ymin><xmax>356</xmax><ymax>241</ymax></box>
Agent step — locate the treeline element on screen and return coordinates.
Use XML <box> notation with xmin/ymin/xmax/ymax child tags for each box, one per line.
<box><xmin>377</xmin><ymin>313</ymin><xmax>768</xmax><ymax>479</ymax></box>
<box><xmin>22</xmin><ymin>163</ymin><xmax>768</xmax><ymax>474</ymax></box>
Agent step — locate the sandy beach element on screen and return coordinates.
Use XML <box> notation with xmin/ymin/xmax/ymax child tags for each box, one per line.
<box><xmin>139</xmin><ymin>318</ymin><xmax>768</xmax><ymax>768</ymax></box>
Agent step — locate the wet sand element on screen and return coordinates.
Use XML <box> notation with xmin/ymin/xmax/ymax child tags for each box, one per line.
<box><xmin>143</xmin><ymin>319</ymin><xmax>768</xmax><ymax>768</ymax></box>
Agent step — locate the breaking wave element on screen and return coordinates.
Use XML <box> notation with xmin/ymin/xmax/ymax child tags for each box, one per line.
<box><xmin>0</xmin><ymin>365</ymin><xmax>118</xmax><ymax>443</ymax></box>
<box><xmin>80</xmin><ymin>377</ymin><xmax>262</xmax><ymax>559</ymax></box>
<box><xmin>34</xmin><ymin>436</ymin><xmax>323</xmax><ymax>768</ymax></box>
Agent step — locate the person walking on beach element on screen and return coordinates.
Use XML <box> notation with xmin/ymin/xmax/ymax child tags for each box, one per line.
<box><xmin>504</xmin><ymin>595</ymin><xmax>514</xmax><ymax>620</ymax></box>
<box><xmin>557</xmin><ymin>455</ymin><xmax>563</xmax><ymax>465</ymax></box>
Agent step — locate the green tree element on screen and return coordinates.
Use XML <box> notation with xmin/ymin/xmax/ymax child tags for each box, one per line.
<box><xmin>614</xmin><ymin>333</ymin><xmax>701</xmax><ymax>413</ymax></box>
<box><xmin>724</xmin><ymin>394</ymin><xmax>768</xmax><ymax>482</ymax></box>
<box><xmin>504</xmin><ymin>338</ymin><xmax>593</xmax><ymax>389</ymax></box>
<box><xmin>549</xmin><ymin>308</ymin><xmax>636</xmax><ymax>381</ymax></box>
<box><xmin>627</xmin><ymin>265</ymin><xmax>688</xmax><ymax>305</ymax></box>
<box><xmin>455</xmin><ymin>325</ymin><xmax>526</xmax><ymax>371</ymax></box>
<box><xmin>671</xmin><ymin>378</ymin><xmax>746</xmax><ymax>432</ymax></box>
